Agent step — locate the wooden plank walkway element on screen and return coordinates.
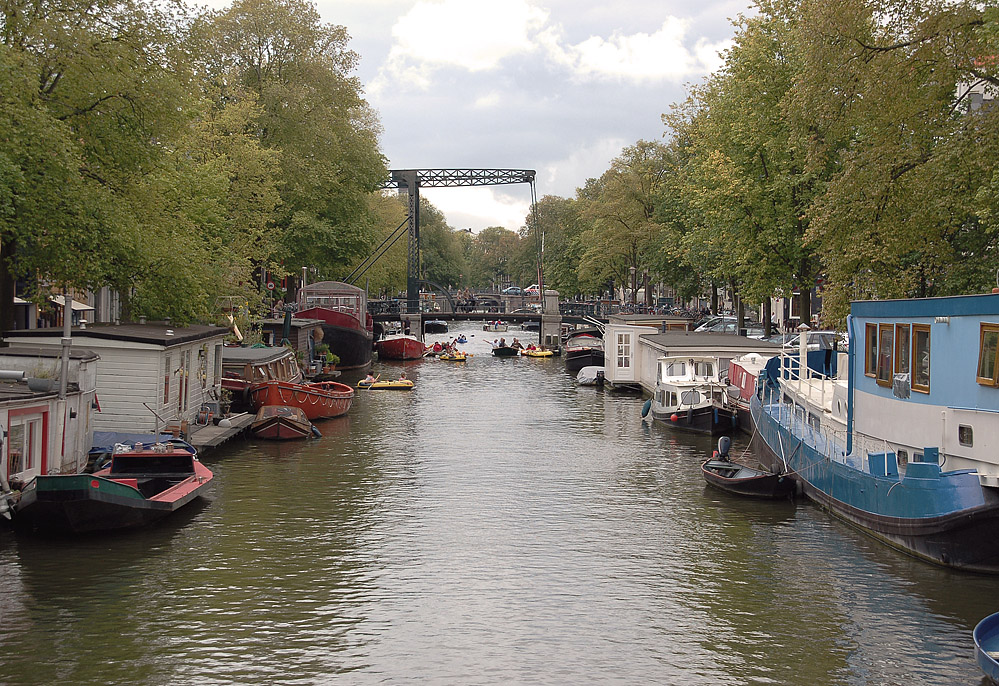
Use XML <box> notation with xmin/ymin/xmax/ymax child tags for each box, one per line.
<box><xmin>188</xmin><ymin>413</ymin><xmax>254</xmax><ymax>453</ymax></box>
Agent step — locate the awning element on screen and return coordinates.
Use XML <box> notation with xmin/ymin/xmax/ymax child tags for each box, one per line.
<box><xmin>13</xmin><ymin>296</ymin><xmax>29</xmax><ymax>304</ymax></box>
<box><xmin>50</xmin><ymin>295</ymin><xmax>95</xmax><ymax>311</ymax></box>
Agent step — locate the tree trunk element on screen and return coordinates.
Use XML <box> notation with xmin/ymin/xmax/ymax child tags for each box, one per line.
<box><xmin>763</xmin><ymin>298</ymin><xmax>773</xmax><ymax>338</ymax></box>
<box><xmin>800</xmin><ymin>287</ymin><xmax>812</xmax><ymax>328</ymax></box>
<box><xmin>0</xmin><ymin>236</ymin><xmax>14</xmax><ymax>341</ymax></box>
<box><xmin>711</xmin><ymin>282</ymin><xmax>718</xmax><ymax>315</ymax></box>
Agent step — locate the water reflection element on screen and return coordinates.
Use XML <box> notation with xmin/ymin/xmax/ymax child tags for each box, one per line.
<box><xmin>0</xmin><ymin>322</ymin><xmax>996</xmax><ymax>684</ymax></box>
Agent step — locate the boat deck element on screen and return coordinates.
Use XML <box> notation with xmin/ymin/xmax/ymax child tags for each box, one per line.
<box><xmin>188</xmin><ymin>413</ymin><xmax>255</xmax><ymax>453</ymax></box>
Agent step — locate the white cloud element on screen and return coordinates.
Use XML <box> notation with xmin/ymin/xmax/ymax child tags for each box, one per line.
<box><xmin>542</xmin><ymin>137</ymin><xmax>630</xmax><ymax>196</ymax></box>
<box><xmin>474</xmin><ymin>92</ymin><xmax>502</xmax><ymax>109</ymax></box>
<box><xmin>420</xmin><ymin>186</ymin><xmax>532</xmax><ymax>233</ymax></box>
<box><xmin>372</xmin><ymin>1</ymin><xmax>732</xmax><ymax>93</ymax></box>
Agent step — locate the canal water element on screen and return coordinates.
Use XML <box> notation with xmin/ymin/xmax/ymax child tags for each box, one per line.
<box><xmin>1</xmin><ymin>323</ymin><xmax>996</xmax><ymax>685</ymax></box>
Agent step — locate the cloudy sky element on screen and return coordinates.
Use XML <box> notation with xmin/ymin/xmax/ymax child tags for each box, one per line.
<box><xmin>206</xmin><ymin>0</ymin><xmax>754</xmax><ymax>231</ymax></box>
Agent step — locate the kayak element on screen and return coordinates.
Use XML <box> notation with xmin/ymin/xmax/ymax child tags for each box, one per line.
<box><xmin>357</xmin><ymin>379</ymin><xmax>414</xmax><ymax>390</ymax></box>
<box><xmin>521</xmin><ymin>349</ymin><xmax>554</xmax><ymax>357</ymax></box>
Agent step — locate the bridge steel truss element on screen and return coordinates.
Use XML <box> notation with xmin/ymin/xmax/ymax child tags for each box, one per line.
<box><xmin>381</xmin><ymin>169</ymin><xmax>537</xmax><ymax>316</ymax></box>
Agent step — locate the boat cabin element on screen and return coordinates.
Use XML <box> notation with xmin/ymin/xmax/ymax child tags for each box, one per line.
<box><xmin>0</xmin><ymin>347</ymin><xmax>100</xmax><ymax>490</ymax></box>
<box><xmin>3</xmin><ymin>323</ymin><xmax>229</xmax><ymax>436</ymax></box>
<box><xmin>221</xmin><ymin>346</ymin><xmax>303</xmax><ymax>394</ymax></box>
<box><xmin>848</xmin><ymin>293</ymin><xmax>999</xmax><ymax>483</ymax></box>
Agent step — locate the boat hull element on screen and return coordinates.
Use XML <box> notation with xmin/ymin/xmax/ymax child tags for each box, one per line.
<box><xmin>751</xmin><ymin>392</ymin><xmax>999</xmax><ymax>573</ymax></box>
<box><xmin>14</xmin><ymin>469</ymin><xmax>211</xmax><ymax>534</ymax></box>
<box><xmin>297</xmin><ymin>307</ymin><xmax>373</xmax><ymax>370</ymax></box>
<box><xmin>565</xmin><ymin>348</ymin><xmax>604</xmax><ymax>374</ymax></box>
<box><xmin>376</xmin><ymin>336</ymin><xmax>426</xmax><ymax>360</ymax></box>
<box><xmin>483</xmin><ymin>324</ymin><xmax>508</xmax><ymax>332</ymax></box>
<box><xmin>250</xmin><ymin>414</ymin><xmax>312</xmax><ymax>440</ymax></box>
<box><xmin>492</xmin><ymin>346</ymin><xmax>519</xmax><ymax>357</ymax></box>
<box><xmin>424</xmin><ymin>321</ymin><xmax>448</xmax><ymax>334</ymax></box>
<box><xmin>249</xmin><ymin>380</ymin><xmax>354</xmax><ymax>420</ymax></box>
<box><xmin>701</xmin><ymin>459</ymin><xmax>794</xmax><ymax>498</ymax></box>
<box><xmin>975</xmin><ymin>612</ymin><xmax>999</xmax><ymax>682</ymax></box>
<box><xmin>652</xmin><ymin>404</ymin><xmax>737</xmax><ymax>435</ymax></box>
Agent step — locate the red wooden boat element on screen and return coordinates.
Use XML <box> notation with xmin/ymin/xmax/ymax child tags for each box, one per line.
<box><xmin>248</xmin><ymin>380</ymin><xmax>354</xmax><ymax>420</ymax></box>
<box><xmin>376</xmin><ymin>334</ymin><xmax>426</xmax><ymax>360</ymax></box>
<box><xmin>221</xmin><ymin>346</ymin><xmax>303</xmax><ymax>410</ymax></box>
<box><xmin>251</xmin><ymin>405</ymin><xmax>314</xmax><ymax>440</ymax></box>
<box><xmin>13</xmin><ymin>442</ymin><xmax>212</xmax><ymax>533</ymax></box>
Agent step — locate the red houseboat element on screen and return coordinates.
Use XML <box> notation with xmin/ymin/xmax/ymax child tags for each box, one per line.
<box><xmin>296</xmin><ymin>281</ymin><xmax>373</xmax><ymax>370</ymax></box>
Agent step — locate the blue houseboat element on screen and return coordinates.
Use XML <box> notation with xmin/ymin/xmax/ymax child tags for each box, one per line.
<box><xmin>752</xmin><ymin>293</ymin><xmax>999</xmax><ymax>573</ymax></box>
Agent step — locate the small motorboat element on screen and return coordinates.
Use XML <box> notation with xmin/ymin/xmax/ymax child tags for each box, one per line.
<box><xmin>700</xmin><ymin>437</ymin><xmax>794</xmax><ymax>499</ymax></box>
<box><xmin>251</xmin><ymin>405</ymin><xmax>315</xmax><ymax>440</ymax></box>
<box><xmin>576</xmin><ymin>366</ymin><xmax>605</xmax><ymax>386</ymax></box>
<box><xmin>14</xmin><ymin>441</ymin><xmax>212</xmax><ymax>533</ymax></box>
<box><xmin>491</xmin><ymin>346</ymin><xmax>519</xmax><ymax>357</ymax></box>
<box><xmin>424</xmin><ymin>320</ymin><xmax>449</xmax><ymax>334</ymax></box>
<box><xmin>975</xmin><ymin>611</ymin><xmax>999</xmax><ymax>683</ymax></box>
<box><xmin>483</xmin><ymin>322</ymin><xmax>508</xmax><ymax>332</ymax></box>
<box><xmin>521</xmin><ymin>348</ymin><xmax>554</xmax><ymax>358</ymax></box>
<box><xmin>439</xmin><ymin>352</ymin><xmax>468</xmax><ymax>362</ymax></box>
<box><xmin>357</xmin><ymin>378</ymin><xmax>415</xmax><ymax>390</ymax></box>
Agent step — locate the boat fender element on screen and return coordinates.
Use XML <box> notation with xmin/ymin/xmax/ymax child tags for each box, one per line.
<box><xmin>311</xmin><ymin>425</ymin><xmax>322</xmax><ymax>438</ymax></box>
<box><xmin>717</xmin><ymin>436</ymin><xmax>731</xmax><ymax>461</ymax></box>
<box><xmin>641</xmin><ymin>399</ymin><xmax>652</xmax><ymax>418</ymax></box>
<box><xmin>670</xmin><ymin>413</ymin><xmax>679</xmax><ymax>422</ymax></box>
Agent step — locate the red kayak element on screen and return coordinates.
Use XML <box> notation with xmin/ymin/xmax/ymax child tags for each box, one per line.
<box><xmin>248</xmin><ymin>380</ymin><xmax>354</xmax><ymax>420</ymax></box>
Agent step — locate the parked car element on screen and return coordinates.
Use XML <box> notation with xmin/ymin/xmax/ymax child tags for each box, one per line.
<box><xmin>525</xmin><ymin>284</ymin><xmax>540</xmax><ymax>295</ymax></box>
<box><xmin>502</xmin><ymin>286</ymin><xmax>523</xmax><ymax>295</ymax></box>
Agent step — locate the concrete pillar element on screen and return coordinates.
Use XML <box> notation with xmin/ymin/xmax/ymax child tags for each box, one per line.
<box><xmin>540</xmin><ymin>289</ymin><xmax>561</xmax><ymax>350</ymax></box>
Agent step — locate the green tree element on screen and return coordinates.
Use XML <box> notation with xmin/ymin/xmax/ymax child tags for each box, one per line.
<box><xmin>188</xmin><ymin>0</ymin><xmax>387</xmax><ymax>281</ymax></box>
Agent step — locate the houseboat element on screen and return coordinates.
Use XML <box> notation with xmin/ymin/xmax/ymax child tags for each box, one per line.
<box><xmin>296</xmin><ymin>281</ymin><xmax>373</xmax><ymax>370</ymax></box>
<box><xmin>726</xmin><ymin>352</ymin><xmax>776</xmax><ymax>433</ymax></box>
<box><xmin>0</xmin><ymin>347</ymin><xmax>99</xmax><ymax>518</ymax></box>
<box><xmin>650</xmin><ymin>355</ymin><xmax>737</xmax><ymax>434</ymax></box>
<box><xmin>221</xmin><ymin>345</ymin><xmax>303</xmax><ymax>407</ymax></box>
<box><xmin>3</xmin><ymin>323</ymin><xmax>228</xmax><ymax>436</ymax></box>
<box><xmin>751</xmin><ymin>294</ymin><xmax>999</xmax><ymax>573</ymax></box>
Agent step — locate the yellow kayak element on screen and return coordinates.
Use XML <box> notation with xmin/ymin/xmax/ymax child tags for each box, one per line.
<box><xmin>521</xmin><ymin>349</ymin><xmax>554</xmax><ymax>357</ymax></box>
<box><xmin>439</xmin><ymin>353</ymin><xmax>468</xmax><ymax>362</ymax></box>
<box><xmin>357</xmin><ymin>379</ymin><xmax>414</xmax><ymax>390</ymax></box>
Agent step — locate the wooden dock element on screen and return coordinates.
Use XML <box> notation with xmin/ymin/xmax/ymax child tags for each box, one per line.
<box><xmin>188</xmin><ymin>413</ymin><xmax>254</xmax><ymax>453</ymax></box>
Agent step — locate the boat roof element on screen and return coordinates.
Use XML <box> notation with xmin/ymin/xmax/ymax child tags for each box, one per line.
<box><xmin>300</xmin><ymin>281</ymin><xmax>363</xmax><ymax>295</ymax></box>
<box><xmin>3</xmin><ymin>323</ymin><xmax>227</xmax><ymax>347</ymax></box>
<box><xmin>222</xmin><ymin>346</ymin><xmax>296</xmax><ymax>364</ymax></box>
<box><xmin>641</xmin><ymin>331</ymin><xmax>783</xmax><ymax>354</ymax></box>
<box><xmin>0</xmin><ymin>345</ymin><xmax>100</xmax><ymax>362</ymax></box>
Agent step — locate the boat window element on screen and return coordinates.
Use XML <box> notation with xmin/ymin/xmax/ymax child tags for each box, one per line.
<box><xmin>616</xmin><ymin>333</ymin><xmax>631</xmax><ymax>368</ymax></box>
<box><xmin>680</xmin><ymin>390</ymin><xmax>701</xmax><ymax>405</ymax></box>
<box><xmin>807</xmin><ymin>413</ymin><xmax>821</xmax><ymax>430</ymax></box>
<box><xmin>669</xmin><ymin>392</ymin><xmax>677</xmax><ymax>407</ymax></box>
<box><xmin>665</xmin><ymin>362</ymin><xmax>685</xmax><ymax>377</ymax></box>
<box><xmin>912</xmin><ymin>324</ymin><xmax>931</xmax><ymax>393</ymax></box>
<box><xmin>894</xmin><ymin>324</ymin><xmax>910</xmax><ymax>376</ymax></box>
<box><xmin>163</xmin><ymin>354</ymin><xmax>171</xmax><ymax>406</ymax></box>
<box><xmin>694</xmin><ymin>361</ymin><xmax>713</xmax><ymax>376</ymax></box>
<box><xmin>977</xmin><ymin>323</ymin><xmax>999</xmax><ymax>386</ymax></box>
<box><xmin>6</xmin><ymin>413</ymin><xmax>43</xmax><ymax>478</ymax></box>
<box><xmin>958</xmin><ymin>425</ymin><xmax>974</xmax><ymax>447</ymax></box>
<box><xmin>896</xmin><ymin>449</ymin><xmax>908</xmax><ymax>467</ymax></box>
<box><xmin>865</xmin><ymin>323</ymin><xmax>878</xmax><ymax>377</ymax></box>
<box><xmin>214</xmin><ymin>344</ymin><xmax>223</xmax><ymax>385</ymax></box>
<box><xmin>656</xmin><ymin>390</ymin><xmax>665</xmax><ymax>405</ymax></box>
<box><xmin>877</xmin><ymin>323</ymin><xmax>894</xmax><ymax>387</ymax></box>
